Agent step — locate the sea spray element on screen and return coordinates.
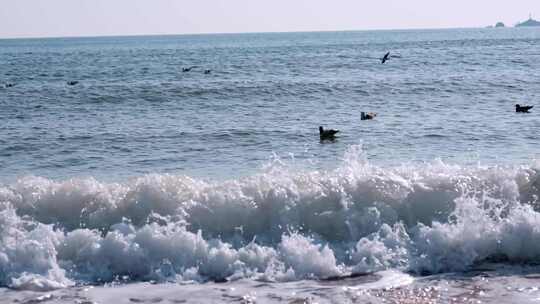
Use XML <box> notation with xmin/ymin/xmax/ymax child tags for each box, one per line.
<box><xmin>0</xmin><ymin>204</ymin><xmax>72</xmax><ymax>290</ymax></box>
<box><xmin>1</xmin><ymin>146</ymin><xmax>540</xmax><ymax>289</ymax></box>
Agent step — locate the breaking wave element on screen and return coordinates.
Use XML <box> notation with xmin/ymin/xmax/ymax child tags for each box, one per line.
<box><xmin>1</xmin><ymin>145</ymin><xmax>540</xmax><ymax>290</ymax></box>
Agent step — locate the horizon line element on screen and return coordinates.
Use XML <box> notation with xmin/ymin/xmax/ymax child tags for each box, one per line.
<box><xmin>0</xmin><ymin>25</ymin><xmax>519</xmax><ymax>41</ymax></box>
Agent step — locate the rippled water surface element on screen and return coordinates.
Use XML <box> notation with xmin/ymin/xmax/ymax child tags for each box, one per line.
<box><xmin>1</xmin><ymin>28</ymin><xmax>540</xmax><ymax>181</ymax></box>
<box><xmin>2</xmin><ymin>28</ymin><xmax>540</xmax><ymax>303</ymax></box>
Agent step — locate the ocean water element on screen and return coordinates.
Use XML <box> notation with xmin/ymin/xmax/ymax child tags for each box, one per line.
<box><xmin>1</xmin><ymin>28</ymin><xmax>540</xmax><ymax>303</ymax></box>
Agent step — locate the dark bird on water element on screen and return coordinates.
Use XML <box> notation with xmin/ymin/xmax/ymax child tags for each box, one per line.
<box><xmin>319</xmin><ymin>126</ymin><xmax>339</xmax><ymax>140</ymax></box>
<box><xmin>361</xmin><ymin>112</ymin><xmax>377</xmax><ymax>120</ymax></box>
<box><xmin>204</xmin><ymin>69</ymin><xmax>211</xmax><ymax>74</ymax></box>
<box><xmin>182</xmin><ymin>66</ymin><xmax>197</xmax><ymax>72</ymax></box>
<box><xmin>67</xmin><ymin>81</ymin><xmax>79</xmax><ymax>86</ymax></box>
<box><xmin>4</xmin><ymin>83</ymin><xmax>15</xmax><ymax>88</ymax></box>
<box><xmin>516</xmin><ymin>104</ymin><xmax>533</xmax><ymax>113</ymax></box>
<box><xmin>381</xmin><ymin>52</ymin><xmax>391</xmax><ymax>64</ymax></box>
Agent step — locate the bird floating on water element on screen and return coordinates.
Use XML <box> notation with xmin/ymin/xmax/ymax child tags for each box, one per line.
<box><xmin>182</xmin><ymin>66</ymin><xmax>197</xmax><ymax>72</ymax></box>
<box><xmin>361</xmin><ymin>112</ymin><xmax>377</xmax><ymax>120</ymax></box>
<box><xmin>204</xmin><ymin>69</ymin><xmax>211</xmax><ymax>74</ymax></box>
<box><xmin>67</xmin><ymin>81</ymin><xmax>79</xmax><ymax>86</ymax></box>
<box><xmin>319</xmin><ymin>126</ymin><xmax>339</xmax><ymax>141</ymax></box>
<box><xmin>516</xmin><ymin>104</ymin><xmax>533</xmax><ymax>113</ymax></box>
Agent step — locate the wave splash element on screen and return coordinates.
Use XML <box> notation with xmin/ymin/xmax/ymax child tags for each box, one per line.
<box><xmin>1</xmin><ymin>145</ymin><xmax>540</xmax><ymax>290</ymax></box>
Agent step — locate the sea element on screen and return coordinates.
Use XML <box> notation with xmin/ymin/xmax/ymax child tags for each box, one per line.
<box><xmin>1</xmin><ymin>28</ymin><xmax>540</xmax><ymax>303</ymax></box>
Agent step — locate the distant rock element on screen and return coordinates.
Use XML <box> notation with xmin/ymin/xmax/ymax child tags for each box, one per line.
<box><xmin>516</xmin><ymin>17</ymin><xmax>540</xmax><ymax>27</ymax></box>
<box><xmin>495</xmin><ymin>22</ymin><xmax>505</xmax><ymax>28</ymax></box>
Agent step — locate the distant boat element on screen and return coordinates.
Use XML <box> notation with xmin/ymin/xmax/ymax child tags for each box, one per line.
<box><xmin>516</xmin><ymin>16</ymin><xmax>540</xmax><ymax>27</ymax></box>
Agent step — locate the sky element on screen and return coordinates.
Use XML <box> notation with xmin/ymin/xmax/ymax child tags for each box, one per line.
<box><xmin>1</xmin><ymin>0</ymin><xmax>539</xmax><ymax>39</ymax></box>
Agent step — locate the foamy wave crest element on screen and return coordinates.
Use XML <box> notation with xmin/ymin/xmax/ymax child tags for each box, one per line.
<box><xmin>1</xmin><ymin>145</ymin><xmax>540</xmax><ymax>289</ymax></box>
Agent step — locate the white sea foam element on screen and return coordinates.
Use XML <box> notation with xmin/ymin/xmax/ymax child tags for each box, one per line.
<box><xmin>1</xmin><ymin>146</ymin><xmax>540</xmax><ymax>289</ymax></box>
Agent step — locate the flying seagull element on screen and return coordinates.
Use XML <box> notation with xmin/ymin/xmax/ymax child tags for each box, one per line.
<box><xmin>381</xmin><ymin>52</ymin><xmax>390</xmax><ymax>64</ymax></box>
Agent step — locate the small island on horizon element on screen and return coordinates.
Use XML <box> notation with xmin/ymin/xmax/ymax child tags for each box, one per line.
<box><xmin>488</xmin><ymin>15</ymin><xmax>540</xmax><ymax>28</ymax></box>
<box><xmin>516</xmin><ymin>15</ymin><xmax>540</xmax><ymax>27</ymax></box>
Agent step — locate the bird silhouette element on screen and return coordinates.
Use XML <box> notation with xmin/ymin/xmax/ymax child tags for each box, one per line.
<box><xmin>516</xmin><ymin>104</ymin><xmax>533</xmax><ymax>113</ymax></box>
<box><xmin>381</xmin><ymin>52</ymin><xmax>390</xmax><ymax>64</ymax></box>
<box><xmin>182</xmin><ymin>66</ymin><xmax>197</xmax><ymax>72</ymax></box>
<box><xmin>319</xmin><ymin>126</ymin><xmax>339</xmax><ymax>140</ymax></box>
<box><xmin>361</xmin><ymin>112</ymin><xmax>377</xmax><ymax>120</ymax></box>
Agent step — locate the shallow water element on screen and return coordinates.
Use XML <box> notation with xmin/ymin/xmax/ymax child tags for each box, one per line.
<box><xmin>3</xmin><ymin>267</ymin><xmax>540</xmax><ymax>304</ymax></box>
<box><xmin>1</xmin><ymin>28</ymin><xmax>540</xmax><ymax>302</ymax></box>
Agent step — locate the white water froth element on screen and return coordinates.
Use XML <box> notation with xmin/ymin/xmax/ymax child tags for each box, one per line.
<box><xmin>1</xmin><ymin>145</ymin><xmax>540</xmax><ymax>290</ymax></box>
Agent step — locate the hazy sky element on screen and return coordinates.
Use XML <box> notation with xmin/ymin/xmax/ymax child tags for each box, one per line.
<box><xmin>1</xmin><ymin>0</ymin><xmax>539</xmax><ymax>38</ymax></box>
